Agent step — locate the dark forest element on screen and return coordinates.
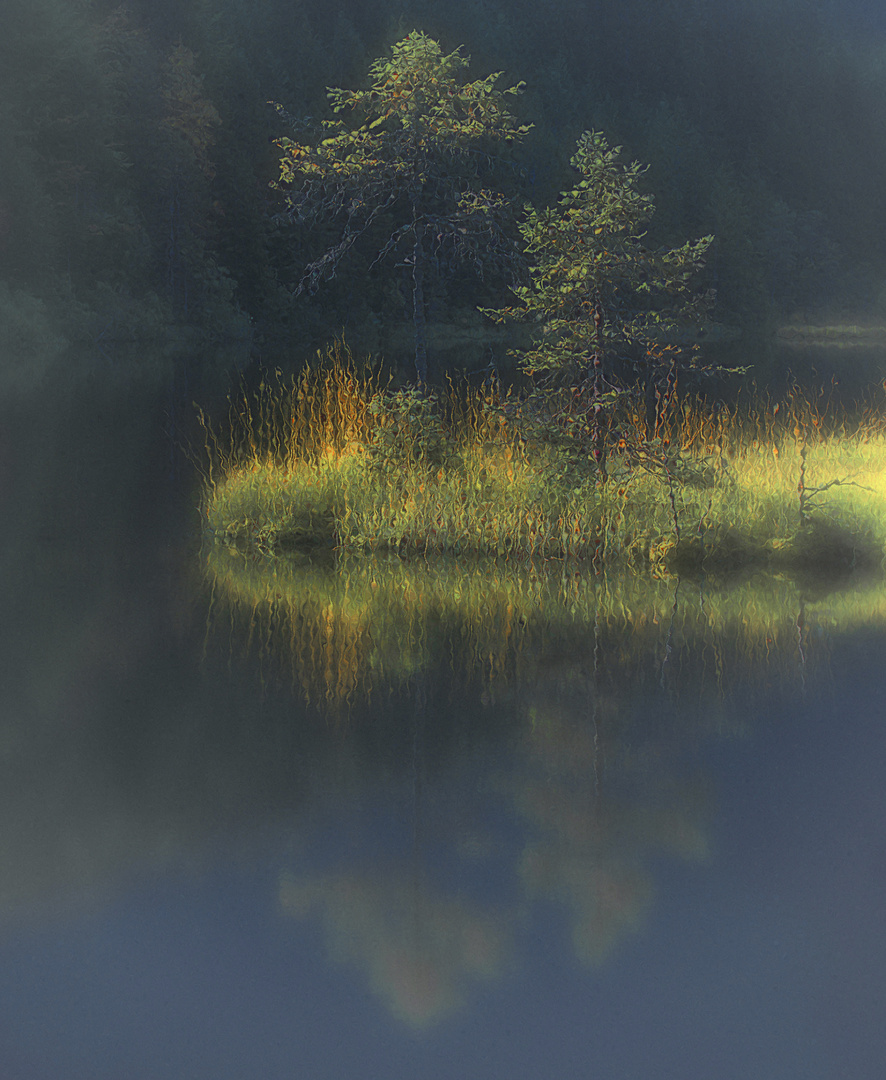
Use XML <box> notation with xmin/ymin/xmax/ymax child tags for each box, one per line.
<box><xmin>3</xmin><ymin>0</ymin><xmax>885</xmax><ymax>393</ymax></box>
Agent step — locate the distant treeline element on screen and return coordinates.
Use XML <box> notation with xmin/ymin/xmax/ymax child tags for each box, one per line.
<box><xmin>2</xmin><ymin>0</ymin><xmax>885</xmax><ymax>387</ymax></box>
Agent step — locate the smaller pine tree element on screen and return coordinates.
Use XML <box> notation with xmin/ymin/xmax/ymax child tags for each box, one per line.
<box><xmin>487</xmin><ymin>130</ymin><xmax>715</xmax><ymax>476</ymax></box>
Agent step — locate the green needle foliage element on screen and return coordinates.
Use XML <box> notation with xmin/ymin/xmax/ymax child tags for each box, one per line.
<box><xmin>486</xmin><ymin>131</ymin><xmax>715</xmax><ymax>476</ymax></box>
<box><xmin>271</xmin><ymin>31</ymin><xmax>531</xmax><ymax>384</ymax></box>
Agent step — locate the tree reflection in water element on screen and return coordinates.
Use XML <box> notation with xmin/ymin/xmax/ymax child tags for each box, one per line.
<box><xmin>279</xmin><ymin>867</ymin><xmax>509</xmax><ymax>1027</ymax></box>
<box><xmin>204</xmin><ymin>544</ymin><xmax>886</xmax><ymax>1023</ymax></box>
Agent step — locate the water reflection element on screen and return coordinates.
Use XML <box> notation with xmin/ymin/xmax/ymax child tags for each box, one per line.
<box><xmin>280</xmin><ymin>868</ymin><xmax>509</xmax><ymax>1027</ymax></box>
<box><xmin>199</xmin><ymin>541</ymin><xmax>885</xmax><ymax>1024</ymax></box>
<box><xmin>204</xmin><ymin>541</ymin><xmax>886</xmax><ymax>712</ymax></box>
<box><xmin>2</xmin><ymin>387</ymin><xmax>885</xmax><ymax>1075</ymax></box>
<box><xmin>513</xmin><ymin>703</ymin><xmax>708</xmax><ymax>966</ymax></box>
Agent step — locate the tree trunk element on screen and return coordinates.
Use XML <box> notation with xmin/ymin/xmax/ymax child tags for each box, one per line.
<box><xmin>410</xmin><ymin>205</ymin><xmax>429</xmax><ymax>386</ymax></box>
<box><xmin>411</xmin><ymin>233</ymin><xmax>429</xmax><ymax>386</ymax></box>
<box><xmin>591</xmin><ymin>295</ymin><xmax>608</xmax><ymax>482</ymax></box>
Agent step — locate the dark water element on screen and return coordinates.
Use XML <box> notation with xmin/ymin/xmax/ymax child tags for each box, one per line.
<box><xmin>1</xmin><ymin>380</ymin><xmax>885</xmax><ymax>1080</ymax></box>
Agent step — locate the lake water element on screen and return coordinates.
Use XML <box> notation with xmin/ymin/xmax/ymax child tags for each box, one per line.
<box><xmin>1</xmin><ymin>377</ymin><xmax>884</xmax><ymax>1079</ymax></box>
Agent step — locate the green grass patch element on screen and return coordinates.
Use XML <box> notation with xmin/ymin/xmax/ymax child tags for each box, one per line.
<box><xmin>197</xmin><ymin>343</ymin><xmax>886</xmax><ymax>580</ymax></box>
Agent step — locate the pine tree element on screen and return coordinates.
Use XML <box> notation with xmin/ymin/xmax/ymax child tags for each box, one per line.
<box><xmin>271</xmin><ymin>30</ymin><xmax>530</xmax><ymax>383</ymax></box>
<box><xmin>487</xmin><ymin>130</ymin><xmax>714</xmax><ymax>476</ymax></box>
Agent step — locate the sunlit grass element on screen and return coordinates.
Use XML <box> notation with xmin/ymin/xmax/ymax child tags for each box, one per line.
<box><xmin>648</xmin><ymin>389</ymin><xmax>886</xmax><ymax>576</ymax></box>
<box><xmin>197</xmin><ymin>343</ymin><xmax>886</xmax><ymax>578</ymax></box>
<box><xmin>194</xmin><ymin>345</ymin><xmax>886</xmax><ymax>712</ymax></box>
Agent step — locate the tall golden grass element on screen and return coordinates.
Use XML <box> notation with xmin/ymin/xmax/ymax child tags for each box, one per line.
<box><xmin>197</xmin><ymin>343</ymin><xmax>886</xmax><ymax>576</ymax></box>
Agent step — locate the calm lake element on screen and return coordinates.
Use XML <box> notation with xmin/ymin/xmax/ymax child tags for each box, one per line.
<box><xmin>1</xmin><ymin>368</ymin><xmax>884</xmax><ymax>1080</ymax></box>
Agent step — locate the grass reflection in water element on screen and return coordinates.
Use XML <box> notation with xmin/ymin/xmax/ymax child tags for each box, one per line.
<box><xmin>203</xmin><ymin>542</ymin><xmax>886</xmax><ymax>714</ymax></box>
<box><xmin>201</xmin><ymin>553</ymin><xmax>886</xmax><ymax>1025</ymax></box>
